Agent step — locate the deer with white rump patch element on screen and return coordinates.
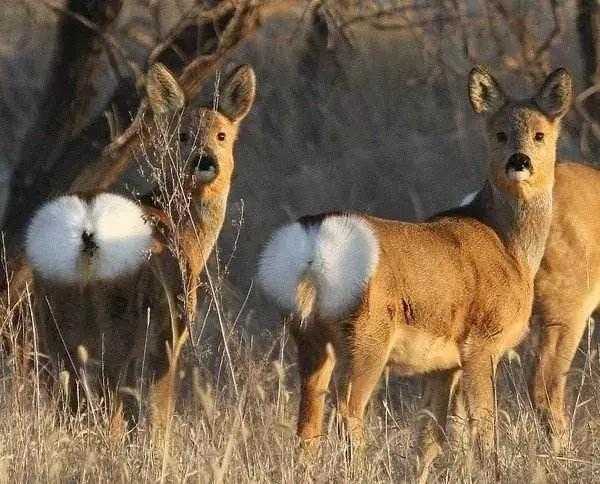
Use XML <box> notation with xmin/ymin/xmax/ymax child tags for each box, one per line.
<box><xmin>258</xmin><ymin>67</ymin><xmax>572</xmax><ymax>479</ymax></box>
<box><xmin>25</xmin><ymin>63</ymin><xmax>256</xmax><ymax>432</ymax></box>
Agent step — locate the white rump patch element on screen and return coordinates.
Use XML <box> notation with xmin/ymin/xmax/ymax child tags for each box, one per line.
<box><xmin>257</xmin><ymin>215</ymin><xmax>379</xmax><ymax>320</ymax></box>
<box><xmin>25</xmin><ymin>193</ymin><xmax>154</xmax><ymax>283</ymax></box>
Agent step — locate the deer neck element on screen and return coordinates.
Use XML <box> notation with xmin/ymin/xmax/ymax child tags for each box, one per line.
<box><xmin>179</xmin><ymin>189</ymin><xmax>229</xmax><ymax>279</ymax></box>
<box><xmin>479</xmin><ymin>179</ymin><xmax>553</xmax><ymax>278</ymax></box>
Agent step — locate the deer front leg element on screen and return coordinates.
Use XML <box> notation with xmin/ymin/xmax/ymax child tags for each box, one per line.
<box><xmin>460</xmin><ymin>345</ymin><xmax>498</xmax><ymax>465</ymax></box>
<box><xmin>149</xmin><ymin>364</ymin><xmax>177</xmax><ymax>431</ymax></box>
<box><xmin>149</xmin><ymin>327</ymin><xmax>188</xmax><ymax>434</ymax></box>
<box><xmin>108</xmin><ymin>358</ymin><xmax>175</xmax><ymax>440</ymax></box>
<box><xmin>531</xmin><ymin>309</ymin><xmax>590</xmax><ymax>451</ymax></box>
<box><xmin>416</xmin><ymin>368</ymin><xmax>459</xmax><ymax>484</ymax></box>
<box><xmin>184</xmin><ymin>280</ymin><xmax>198</xmax><ymax>327</ymax></box>
<box><xmin>146</xmin><ymin>260</ymin><xmax>190</xmax><ymax>434</ymax></box>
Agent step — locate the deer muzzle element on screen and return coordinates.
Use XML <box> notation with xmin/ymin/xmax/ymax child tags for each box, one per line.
<box><xmin>192</xmin><ymin>151</ymin><xmax>219</xmax><ymax>183</ymax></box>
<box><xmin>505</xmin><ymin>152</ymin><xmax>532</xmax><ymax>181</ymax></box>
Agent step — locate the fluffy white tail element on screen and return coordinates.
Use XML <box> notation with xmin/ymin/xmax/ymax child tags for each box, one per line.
<box><xmin>257</xmin><ymin>214</ymin><xmax>379</xmax><ymax>320</ymax></box>
<box><xmin>25</xmin><ymin>193</ymin><xmax>154</xmax><ymax>283</ymax></box>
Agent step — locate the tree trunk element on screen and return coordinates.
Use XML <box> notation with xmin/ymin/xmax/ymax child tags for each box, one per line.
<box><xmin>577</xmin><ymin>0</ymin><xmax>600</xmax><ymax>160</ymax></box>
<box><xmin>2</xmin><ymin>0</ymin><xmax>123</xmax><ymax>247</ymax></box>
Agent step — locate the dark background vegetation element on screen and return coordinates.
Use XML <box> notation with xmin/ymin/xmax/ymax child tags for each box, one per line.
<box><xmin>1</xmin><ymin>0</ymin><xmax>599</xmax><ymax>322</ymax></box>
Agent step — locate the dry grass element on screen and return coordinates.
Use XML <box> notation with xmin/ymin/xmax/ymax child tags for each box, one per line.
<box><xmin>3</xmin><ymin>279</ymin><xmax>600</xmax><ymax>482</ymax></box>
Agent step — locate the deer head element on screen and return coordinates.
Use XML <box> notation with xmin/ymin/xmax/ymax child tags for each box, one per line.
<box><xmin>144</xmin><ymin>63</ymin><xmax>257</xmax><ymax>204</ymax></box>
<box><xmin>469</xmin><ymin>66</ymin><xmax>572</xmax><ymax>200</ymax></box>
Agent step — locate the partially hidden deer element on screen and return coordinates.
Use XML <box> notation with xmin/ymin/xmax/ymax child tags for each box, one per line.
<box><xmin>24</xmin><ymin>63</ymin><xmax>256</xmax><ymax>432</ymax></box>
<box><xmin>257</xmin><ymin>67</ymin><xmax>572</xmax><ymax>479</ymax></box>
<box><xmin>529</xmin><ymin>161</ymin><xmax>600</xmax><ymax>449</ymax></box>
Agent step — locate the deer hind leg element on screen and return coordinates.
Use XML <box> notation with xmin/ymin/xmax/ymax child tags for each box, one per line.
<box><xmin>46</xmin><ymin>339</ymin><xmax>84</xmax><ymax>415</ymax></box>
<box><xmin>35</xmin><ymin>299</ymin><xmax>79</xmax><ymax>412</ymax></box>
<box><xmin>531</xmin><ymin>307</ymin><xmax>590</xmax><ymax>450</ymax></box>
<box><xmin>416</xmin><ymin>368</ymin><xmax>460</xmax><ymax>484</ymax></box>
<box><xmin>292</xmin><ymin>322</ymin><xmax>337</xmax><ymax>447</ymax></box>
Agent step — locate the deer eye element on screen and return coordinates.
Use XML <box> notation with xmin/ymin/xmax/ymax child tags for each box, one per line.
<box><xmin>496</xmin><ymin>132</ymin><xmax>507</xmax><ymax>143</ymax></box>
<box><xmin>179</xmin><ymin>132</ymin><xmax>189</xmax><ymax>143</ymax></box>
<box><xmin>534</xmin><ymin>132</ymin><xmax>544</xmax><ymax>142</ymax></box>
<box><xmin>217</xmin><ymin>132</ymin><xmax>226</xmax><ymax>141</ymax></box>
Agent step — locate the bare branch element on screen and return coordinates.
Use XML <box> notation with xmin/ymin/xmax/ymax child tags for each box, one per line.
<box><xmin>533</xmin><ymin>0</ymin><xmax>561</xmax><ymax>59</ymax></box>
<box><xmin>147</xmin><ymin>2</ymin><xmax>235</xmax><ymax>67</ymax></box>
<box><xmin>41</xmin><ymin>0</ymin><xmax>143</xmax><ymax>84</ymax></box>
<box><xmin>575</xmin><ymin>83</ymin><xmax>600</xmax><ymax>143</ymax></box>
<box><xmin>69</xmin><ymin>100</ymin><xmax>149</xmax><ymax>192</ymax></box>
<box><xmin>179</xmin><ymin>0</ymin><xmax>262</xmax><ymax>99</ymax></box>
<box><xmin>338</xmin><ymin>4</ymin><xmax>433</xmax><ymax>31</ymax></box>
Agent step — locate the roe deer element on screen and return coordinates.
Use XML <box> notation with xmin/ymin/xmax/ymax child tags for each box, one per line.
<box><xmin>24</xmin><ymin>63</ymin><xmax>256</xmax><ymax>431</ymax></box>
<box><xmin>257</xmin><ymin>67</ymin><xmax>572</xmax><ymax>479</ymax></box>
<box><xmin>462</xmin><ymin>161</ymin><xmax>600</xmax><ymax>450</ymax></box>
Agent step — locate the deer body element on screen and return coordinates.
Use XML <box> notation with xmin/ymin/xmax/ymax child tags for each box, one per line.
<box><xmin>258</xmin><ymin>67</ymin><xmax>572</xmax><ymax>478</ymax></box>
<box><xmin>367</xmin><ymin>194</ymin><xmax>538</xmax><ymax>375</ymax></box>
<box><xmin>25</xmin><ymin>64</ymin><xmax>256</xmax><ymax>430</ymax></box>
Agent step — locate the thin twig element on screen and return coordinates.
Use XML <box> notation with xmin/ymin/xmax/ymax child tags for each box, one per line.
<box><xmin>40</xmin><ymin>0</ymin><xmax>143</xmax><ymax>83</ymax></box>
<box><xmin>148</xmin><ymin>2</ymin><xmax>235</xmax><ymax>67</ymax></box>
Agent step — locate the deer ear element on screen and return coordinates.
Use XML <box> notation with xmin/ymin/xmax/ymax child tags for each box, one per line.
<box><xmin>468</xmin><ymin>65</ymin><xmax>506</xmax><ymax>114</ymax></box>
<box><xmin>220</xmin><ymin>65</ymin><xmax>256</xmax><ymax>122</ymax></box>
<box><xmin>535</xmin><ymin>68</ymin><xmax>572</xmax><ymax>119</ymax></box>
<box><xmin>146</xmin><ymin>63</ymin><xmax>185</xmax><ymax>115</ymax></box>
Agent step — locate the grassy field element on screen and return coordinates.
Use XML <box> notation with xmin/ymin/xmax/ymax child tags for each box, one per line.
<box><xmin>2</xmin><ymin>1</ymin><xmax>600</xmax><ymax>482</ymax></box>
<box><xmin>2</xmin><ymin>285</ymin><xmax>600</xmax><ymax>483</ymax></box>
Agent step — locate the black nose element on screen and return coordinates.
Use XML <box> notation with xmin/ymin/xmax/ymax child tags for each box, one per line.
<box><xmin>506</xmin><ymin>153</ymin><xmax>532</xmax><ymax>173</ymax></box>
<box><xmin>192</xmin><ymin>153</ymin><xmax>218</xmax><ymax>174</ymax></box>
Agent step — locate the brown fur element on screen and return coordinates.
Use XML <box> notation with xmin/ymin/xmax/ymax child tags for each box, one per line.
<box><xmin>530</xmin><ymin>161</ymin><xmax>600</xmax><ymax>450</ymax></box>
<box><xmin>29</xmin><ymin>63</ymin><xmax>256</xmax><ymax>433</ymax></box>
<box><xmin>282</xmin><ymin>67</ymin><xmax>572</xmax><ymax>479</ymax></box>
